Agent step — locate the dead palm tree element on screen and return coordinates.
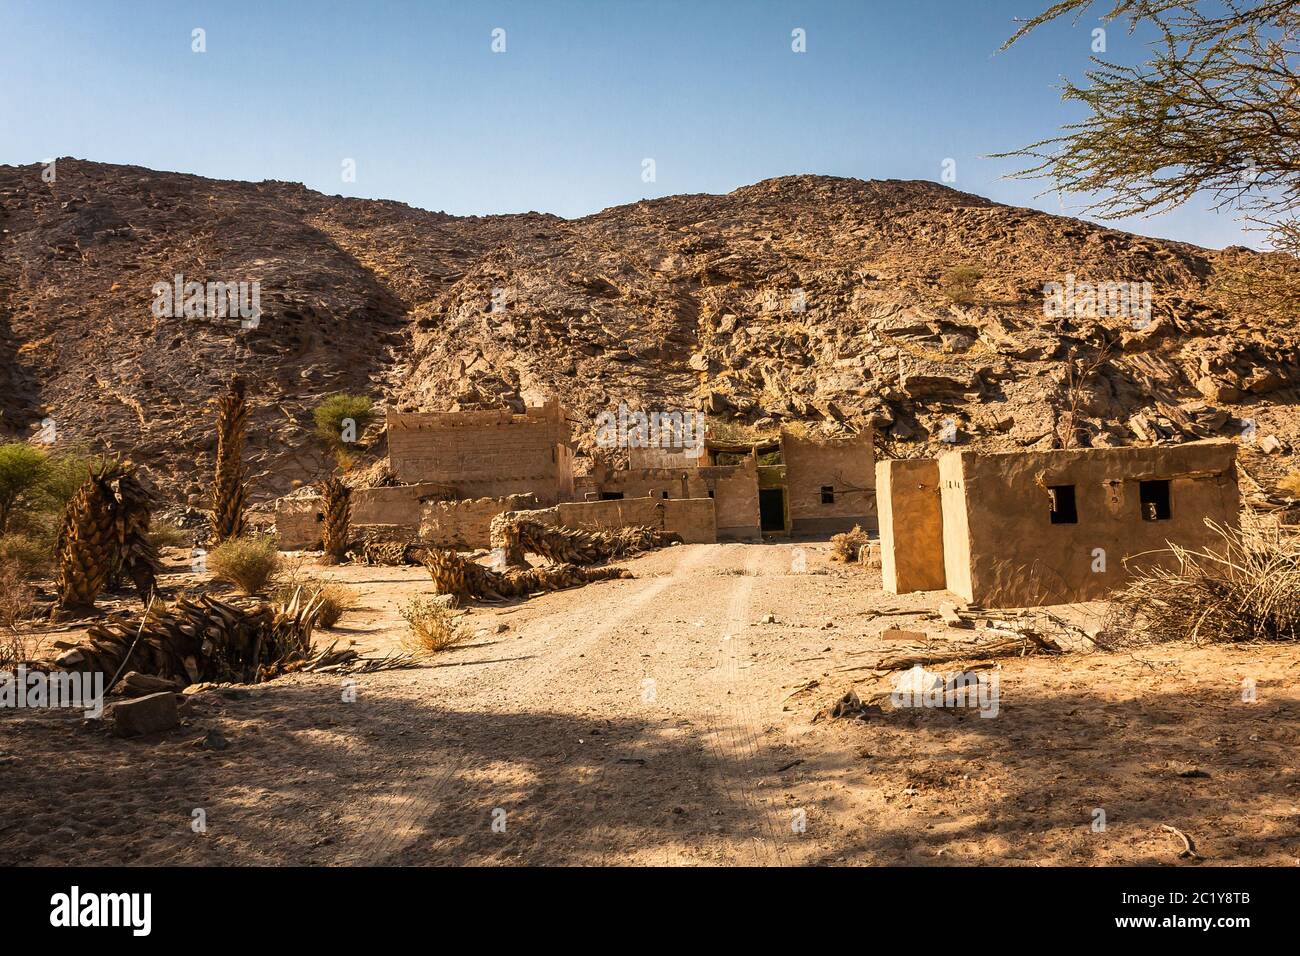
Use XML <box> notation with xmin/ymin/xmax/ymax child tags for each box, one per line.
<box><xmin>210</xmin><ymin>375</ymin><xmax>250</xmax><ymax>544</ymax></box>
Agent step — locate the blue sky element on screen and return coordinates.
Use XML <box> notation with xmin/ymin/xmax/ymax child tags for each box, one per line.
<box><xmin>0</xmin><ymin>0</ymin><xmax>1257</xmax><ymax>249</ymax></box>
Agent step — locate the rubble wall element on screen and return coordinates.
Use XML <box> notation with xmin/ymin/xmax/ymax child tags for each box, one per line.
<box><xmin>556</xmin><ymin>496</ymin><xmax>716</xmax><ymax>544</ymax></box>
<box><xmin>940</xmin><ymin>441</ymin><xmax>1240</xmax><ymax>607</ymax></box>
<box><xmin>419</xmin><ymin>493</ymin><xmax>540</xmax><ymax>550</ymax></box>
<box><xmin>877</xmin><ymin>458</ymin><xmax>946</xmax><ymax>594</ymax></box>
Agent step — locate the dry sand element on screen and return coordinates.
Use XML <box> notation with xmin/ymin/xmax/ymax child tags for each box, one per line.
<box><xmin>2</xmin><ymin>541</ymin><xmax>1298</xmax><ymax>866</ymax></box>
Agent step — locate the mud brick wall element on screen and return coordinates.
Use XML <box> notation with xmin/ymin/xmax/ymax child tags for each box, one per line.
<box><xmin>940</xmin><ymin>440</ymin><xmax>1240</xmax><ymax>607</ymax></box>
<box><xmin>273</xmin><ymin>482</ymin><xmax>453</xmax><ymax>549</ymax></box>
<box><xmin>386</xmin><ymin>403</ymin><xmax>574</xmax><ymax>504</ymax></box>
<box><xmin>419</xmin><ymin>494</ymin><xmax>539</xmax><ymax>550</ymax></box>
<box><xmin>781</xmin><ymin>429</ymin><xmax>876</xmax><ymax>534</ymax></box>
<box><xmin>274</xmin><ymin>497</ymin><xmax>324</xmax><ymax>550</ymax></box>
<box><xmin>352</xmin><ymin>483</ymin><xmax>455</xmax><ymax>526</ymax></box>
<box><xmin>876</xmin><ymin>458</ymin><xmax>946</xmax><ymax>594</ymax></box>
<box><xmin>585</xmin><ymin>458</ymin><xmax>758</xmax><ymax>541</ymax></box>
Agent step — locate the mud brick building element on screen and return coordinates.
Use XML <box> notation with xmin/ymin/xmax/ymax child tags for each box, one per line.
<box><xmin>878</xmin><ymin>441</ymin><xmax>1240</xmax><ymax>607</ymax></box>
<box><xmin>386</xmin><ymin>399</ymin><xmax>575</xmax><ymax>505</ymax></box>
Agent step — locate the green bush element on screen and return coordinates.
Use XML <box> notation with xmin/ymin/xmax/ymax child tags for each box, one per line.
<box><xmin>0</xmin><ymin>443</ymin><xmax>50</xmax><ymax>534</ymax></box>
<box><xmin>313</xmin><ymin>394</ymin><xmax>375</xmax><ymax>450</ymax></box>
<box><xmin>208</xmin><ymin>536</ymin><xmax>281</xmax><ymax>595</ymax></box>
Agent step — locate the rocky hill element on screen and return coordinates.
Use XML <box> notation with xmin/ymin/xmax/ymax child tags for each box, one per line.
<box><xmin>2</xmin><ymin>158</ymin><xmax>1297</xmax><ymax>505</ymax></box>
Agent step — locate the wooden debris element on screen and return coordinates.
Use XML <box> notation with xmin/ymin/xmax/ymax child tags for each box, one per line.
<box><xmin>1161</xmin><ymin>823</ymin><xmax>1199</xmax><ymax>859</ymax></box>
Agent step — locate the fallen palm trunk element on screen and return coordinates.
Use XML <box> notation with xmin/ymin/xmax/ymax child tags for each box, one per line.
<box><xmin>351</xmin><ymin>539</ymin><xmax>429</xmax><ymax>566</ymax></box>
<box><xmin>489</xmin><ymin>516</ymin><xmax>680</xmax><ymax>566</ymax></box>
<box><xmin>33</xmin><ymin>590</ymin><xmax>323</xmax><ymax>685</ymax></box>
<box><xmin>425</xmin><ymin>547</ymin><xmax>631</xmax><ymax>604</ymax></box>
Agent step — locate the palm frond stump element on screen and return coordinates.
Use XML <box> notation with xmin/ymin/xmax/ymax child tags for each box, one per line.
<box><xmin>51</xmin><ymin>462</ymin><xmax>122</xmax><ymax>619</ymax></box>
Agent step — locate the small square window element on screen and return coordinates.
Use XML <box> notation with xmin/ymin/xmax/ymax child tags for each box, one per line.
<box><xmin>1048</xmin><ymin>485</ymin><xmax>1077</xmax><ymax>524</ymax></box>
<box><xmin>1140</xmin><ymin>480</ymin><xmax>1171</xmax><ymax>521</ymax></box>
<box><xmin>661</xmin><ymin>491</ymin><xmax>669</xmax><ymax>499</ymax></box>
<box><xmin>707</xmin><ymin>489</ymin><xmax>715</xmax><ymax>498</ymax></box>
<box><xmin>821</xmin><ymin>486</ymin><xmax>835</xmax><ymax>504</ymax></box>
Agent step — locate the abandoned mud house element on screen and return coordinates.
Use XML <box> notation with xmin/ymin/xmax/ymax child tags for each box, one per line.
<box><xmin>877</xmin><ymin>441</ymin><xmax>1240</xmax><ymax>607</ymax></box>
<box><xmin>387</xmin><ymin>399</ymin><xmax>576</xmax><ymax>504</ymax></box>
<box><xmin>576</xmin><ymin>428</ymin><xmax>877</xmax><ymax>540</ymax></box>
<box><xmin>275</xmin><ymin>399</ymin><xmax>877</xmax><ymax>550</ymax></box>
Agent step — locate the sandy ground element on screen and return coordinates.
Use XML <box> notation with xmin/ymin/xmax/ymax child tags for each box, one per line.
<box><xmin>2</xmin><ymin>540</ymin><xmax>1299</xmax><ymax>866</ymax></box>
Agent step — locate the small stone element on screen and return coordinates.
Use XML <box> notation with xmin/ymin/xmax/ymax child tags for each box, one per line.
<box><xmin>197</xmin><ymin>729</ymin><xmax>230</xmax><ymax>751</ymax></box>
<box><xmin>111</xmin><ymin>692</ymin><xmax>179</xmax><ymax>738</ymax></box>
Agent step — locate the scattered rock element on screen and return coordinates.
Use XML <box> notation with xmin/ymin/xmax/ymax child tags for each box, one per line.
<box><xmin>197</xmin><ymin>729</ymin><xmax>231</xmax><ymax>751</ymax></box>
<box><xmin>111</xmin><ymin>692</ymin><xmax>180</xmax><ymax>738</ymax></box>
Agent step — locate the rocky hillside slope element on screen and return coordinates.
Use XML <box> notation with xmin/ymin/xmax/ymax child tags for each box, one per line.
<box><xmin>2</xmin><ymin>159</ymin><xmax>1297</xmax><ymax>504</ymax></box>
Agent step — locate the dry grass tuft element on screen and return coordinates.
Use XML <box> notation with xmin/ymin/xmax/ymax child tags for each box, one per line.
<box><xmin>1104</xmin><ymin>521</ymin><xmax>1300</xmax><ymax>647</ymax></box>
<box><xmin>209</xmin><ymin>535</ymin><xmax>281</xmax><ymax>595</ymax></box>
<box><xmin>830</xmin><ymin>524</ymin><xmax>870</xmax><ymax>562</ymax></box>
<box><xmin>0</xmin><ymin>557</ymin><xmax>37</xmax><ymax>631</ymax></box>
<box><xmin>271</xmin><ymin>579</ymin><xmax>357</xmax><ymax>628</ymax></box>
<box><xmin>1280</xmin><ymin>468</ymin><xmax>1300</xmax><ymax>499</ymax></box>
<box><xmin>399</xmin><ymin>597</ymin><xmax>467</xmax><ymax>654</ymax></box>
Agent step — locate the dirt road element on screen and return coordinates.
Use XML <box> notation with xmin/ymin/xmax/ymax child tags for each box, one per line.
<box><xmin>3</xmin><ymin>541</ymin><xmax>1299</xmax><ymax>866</ymax></box>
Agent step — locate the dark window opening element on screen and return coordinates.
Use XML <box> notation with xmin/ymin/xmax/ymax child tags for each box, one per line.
<box><xmin>1048</xmin><ymin>485</ymin><xmax>1078</xmax><ymax>524</ymax></box>
<box><xmin>661</xmin><ymin>491</ymin><xmax>669</xmax><ymax>499</ymax></box>
<box><xmin>599</xmin><ymin>491</ymin><xmax>624</xmax><ymax>501</ymax></box>
<box><xmin>1140</xmin><ymin>480</ymin><xmax>1171</xmax><ymax>521</ymax></box>
<box><xmin>707</xmin><ymin>489</ymin><xmax>715</xmax><ymax>498</ymax></box>
<box><xmin>820</xmin><ymin>486</ymin><xmax>835</xmax><ymax>505</ymax></box>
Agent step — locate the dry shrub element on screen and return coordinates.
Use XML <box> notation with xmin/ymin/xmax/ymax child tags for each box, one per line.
<box><xmin>271</xmin><ymin>579</ymin><xmax>357</xmax><ymax>628</ymax></box>
<box><xmin>147</xmin><ymin>520</ymin><xmax>191</xmax><ymax>549</ymax></box>
<box><xmin>941</xmin><ymin>264</ymin><xmax>983</xmax><ymax>305</ymax></box>
<box><xmin>399</xmin><ymin>597</ymin><xmax>467</xmax><ymax>654</ymax></box>
<box><xmin>0</xmin><ymin>531</ymin><xmax>51</xmax><ymax>576</ymax></box>
<box><xmin>1280</xmin><ymin>469</ymin><xmax>1300</xmax><ymax>499</ymax></box>
<box><xmin>830</xmin><ymin>524</ymin><xmax>870</xmax><ymax>562</ymax></box>
<box><xmin>209</xmin><ymin>535</ymin><xmax>280</xmax><ymax>595</ymax></box>
<box><xmin>1104</xmin><ymin>521</ymin><xmax>1300</xmax><ymax>647</ymax></box>
<box><xmin>0</xmin><ymin>559</ymin><xmax>35</xmax><ymax>632</ymax></box>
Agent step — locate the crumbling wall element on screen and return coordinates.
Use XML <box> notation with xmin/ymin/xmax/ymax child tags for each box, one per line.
<box><xmin>628</xmin><ymin>445</ymin><xmax>706</xmax><ymax>469</ymax></box>
<box><xmin>352</xmin><ymin>482</ymin><xmax>455</xmax><ymax>526</ymax></box>
<box><xmin>876</xmin><ymin>458</ymin><xmax>946</xmax><ymax>594</ymax></box>
<box><xmin>274</xmin><ymin>497</ymin><xmax>323</xmax><ymax>550</ymax></box>
<box><xmin>583</xmin><ymin>457</ymin><xmax>759</xmax><ymax>541</ymax></box>
<box><xmin>386</xmin><ymin>400</ymin><xmax>574</xmax><ymax>504</ymax></box>
<box><xmin>274</xmin><ymin>482</ymin><xmax>454</xmax><ymax>550</ymax></box>
<box><xmin>940</xmin><ymin>440</ymin><xmax>1240</xmax><ymax>607</ymax></box>
<box><xmin>419</xmin><ymin>494</ymin><xmax>539</xmax><ymax>550</ymax></box>
<box><xmin>556</xmin><ymin>496</ymin><xmax>716</xmax><ymax>544</ymax></box>
<box><xmin>780</xmin><ymin>429</ymin><xmax>876</xmax><ymax>534</ymax></box>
